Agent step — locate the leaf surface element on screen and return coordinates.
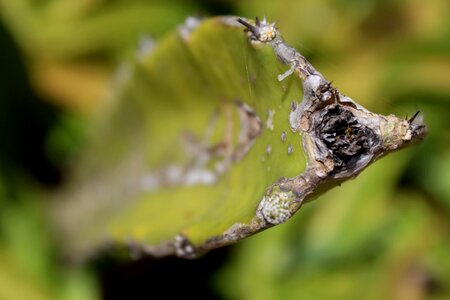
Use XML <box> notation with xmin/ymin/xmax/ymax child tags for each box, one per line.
<box><xmin>56</xmin><ymin>17</ymin><xmax>306</xmax><ymax>259</ymax></box>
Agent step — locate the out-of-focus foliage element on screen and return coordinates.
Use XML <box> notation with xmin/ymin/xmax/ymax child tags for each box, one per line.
<box><xmin>1</xmin><ymin>0</ymin><xmax>198</xmax><ymax>58</ymax></box>
<box><xmin>0</xmin><ymin>177</ymin><xmax>98</xmax><ymax>300</ymax></box>
<box><xmin>0</xmin><ymin>0</ymin><xmax>201</xmax><ymax>114</ymax></box>
<box><xmin>0</xmin><ymin>0</ymin><xmax>449</xmax><ymax>299</ymax></box>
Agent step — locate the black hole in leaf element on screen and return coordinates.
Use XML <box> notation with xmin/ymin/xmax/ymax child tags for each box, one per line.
<box><xmin>316</xmin><ymin>105</ymin><xmax>379</xmax><ymax>173</ymax></box>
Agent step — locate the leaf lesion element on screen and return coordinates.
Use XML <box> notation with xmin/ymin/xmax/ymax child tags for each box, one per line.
<box><xmin>143</xmin><ymin>100</ymin><xmax>263</xmax><ymax>190</ymax></box>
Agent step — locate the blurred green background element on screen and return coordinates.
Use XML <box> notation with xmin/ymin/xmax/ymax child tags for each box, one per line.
<box><xmin>0</xmin><ymin>0</ymin><xmax>449</xmax><ymax>299</ymax></box>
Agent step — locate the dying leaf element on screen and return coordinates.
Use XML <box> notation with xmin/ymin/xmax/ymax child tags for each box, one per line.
<box><xmin>54</xmin><ymin>16</ymin><xmax>425</xmax><ymax>261</ymax></box>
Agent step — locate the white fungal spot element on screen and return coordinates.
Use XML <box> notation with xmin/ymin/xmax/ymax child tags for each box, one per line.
<box><xmin>184</xmin><ymin>245</ymin><xmax>194</xmax><ymax>254</ymax></box>
<box><xmin>281</xmin><ymin>131</ymin><xmax>287</xmax><ymax>142</ymax></box>
<box><xmin>185</xmin><ymin>169</ymin><xmax>216</xmax><ymax>185</ymax></box>
<box><xmin>266</xmin><ymin>144</ymin><xmax>272</xmax><ymax>155</ymax></box>
<box><xmin>266</xmin><ymin>109</ymin><xmax>275</xmax><ymax>131</ymax></box>
<box><xmin>137</xmin><ymin>102</ymin><xmax>262</xmax><ymax>194</ymax></box>
<box><xmin>288</xmin><ymin>144</ymin><xmax>294</xmax><ymax>155</ymax></box>
<box><xmin>260</xmin><ymin>191</ymin><xmax>293</xmax><ymax>224</ymax></box>
<box><xmin>307</xmin><ymin>74</ymin><xmax>322</xmax><ymax>91</ymax></box>
<box><xmin>178</xmin><ymin>16</ymin><xmax>202</xmax><ymax>41</ymax></box>
<box><xmin>139</xmin><ymin>165</ymin><xmax>216</xmax><ymax>193</ymax></box>
<box><xmin>174</xmin><ymin>234</ymin><xmax>196</xmax><ymax>258</ymax></box>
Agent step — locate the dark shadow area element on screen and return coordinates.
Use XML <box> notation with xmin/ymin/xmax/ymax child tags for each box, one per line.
<box><xmin>97</xmin><ymin>247</ymin><xmax>229</xmax><ymax>300</ymax></box>
<box><xmin>0</xmin><ymin>20</ymin><xmax>61</xmax><ymax>189</ymax></box>
<box><xmin>194</xmin><ymin>0</ymin><xmax>237</xmax><ymax>16</ymax></box>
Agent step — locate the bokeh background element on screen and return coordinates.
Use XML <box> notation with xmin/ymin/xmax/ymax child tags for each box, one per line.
<box><xmin>0</xmin><ymin>0</ymin><xmax>449</xmax><ymax>299</ymax></box>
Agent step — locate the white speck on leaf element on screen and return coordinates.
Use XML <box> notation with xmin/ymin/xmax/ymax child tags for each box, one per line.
<box><xmin>266</xmin><ymin>109</ymin><xmax>275</xmax><ymax>131</ymax></box>
<box><xmin>266</xmin><ymin>144</ymin><xmax>272</xmax><ymax>155</ymax></box>
<box><xmin>185</xmin><ymin>169</ymin><xmax>216</xmax><ymax>185</ymax></box>
<box><xmin>178</xmin><ymin>16</ymin><xmax>202</xmax><ymax>41</ymax></box>
<box><xmin>288</xmin><ymin>144</ymin><xmax>293</xmax><ymax>155</ymax></box>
